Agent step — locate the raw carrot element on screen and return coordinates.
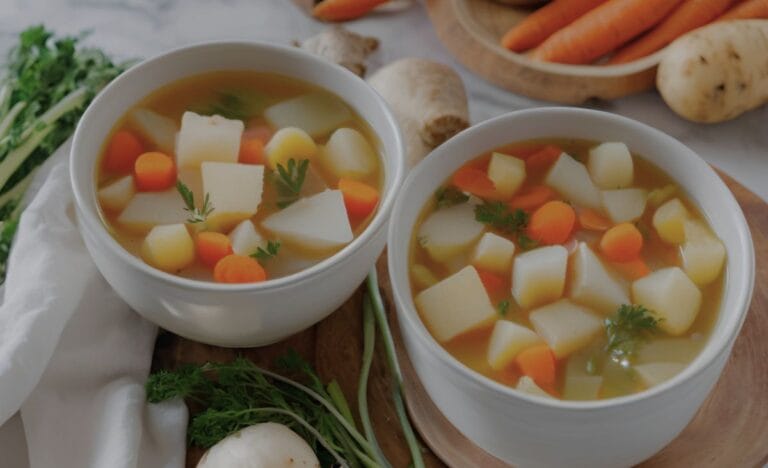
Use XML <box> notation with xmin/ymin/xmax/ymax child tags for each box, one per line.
<box><xmin>104</xmin><ymin>130</ymin><xmax>144</xmax><ymax>174</ymax></box>
<box><xmin>509</xmin><ymin>185</ymin><xmax>556</xmax><ymax>211</ymax></box>
<box><xmin>452</xmin><ymin>164</ymin><xmax>498</xmax><ymax>200</ymax></box>
<box><xmin>525</xmin><ymin>145</ymin><xmax>562</xmax><ymax>172</ymax></box>
<box><xmin>338</xmin><ymin>178</ymin><xmax>380</xmax><ymax>219</ymax></box>
<box><xmin>532</xmin><ymin>0</ymin><xmax>685</xmax><ymax>64</ymax></box>
<box><xmin>213</xmin><ymin>254</ymin><xmax>267</xmax><ymax>284</ymax></box>
<box><xmin>501</xmin><ymin>0</ymin><xmax>609</xmax><ymax>52</ymax></box>
<box><xmin>578</xmin><ymin>208</ymin><xmax>612</xmax><ymax>231</ymax></box>
<box><xmin>718</xmin><ymin>0</ymin><xmax>768</xmax><ymax>20</ymax></box>
<box><xmin>134</xmin><ymin>151</ymin><xmax>175</xmax><ymax>192</ymax></box>
<box><xmin>527</xmin><ymin>200</ymin><xmax>576</xmax><ymax>245</ymax></box>
<box><xmin>313</xmin><ymin>0</ymin><xmax>389</xmax><ymax>22</ymax></box>
<box><xmin>515</xmin><ymin>345</ymin><xmax>557</xmax><ymax>386</ymax></box>
<box><xmin>609</xmin><ymin>0</ymin><xmax>736</xmax><ymax>64</ymax></box>
<box><xmin>600</xmin><ymin>222</ymin><xmax>643</xmax><ymax>262</ymax></box>
<box><xmin>476</xmin><ymin>268</ymin><xmax>508</xmax><ymax>300</ymax></box>
<box><xmin>239</xmin><ymin>138</ymin><xmax>265</xmax><ymax>165</ymax></box>
<box><xmin>196</xmin><ymin>232</ymin><xmax>234</xmax><ymax>268</ymax></box>
<box><xmin>611</xmin><ymin>258</ymin><xmax>651</xmax><ymax>280</ymax></box>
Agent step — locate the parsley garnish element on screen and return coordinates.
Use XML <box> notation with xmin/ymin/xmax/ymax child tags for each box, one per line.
<box><xmin>435</xmin><ymin>186</ymin><xmax>469</xmax><ymax>209</ymax></box>
<box><xmin>604</xmin><ymin>304</ymin><xmax>660</xmax><ymax>361</ymax></box>
<box><xmin>274</xmin><ymin>158</ymin><xmax>309</xmax><ymax>208</ymax></box>
<box><xmin>474</xmin><ymin>201</ymin><xmax>528</xmax><ymax>235</ymax></box>
<box><xmin>251</xmin><ymin>240</ymin><xmax>281</xmax><ymax>261</ymax></box>
<box><xmin>517</xmin><ymin>233</ymin><xmax>539</xmax><ymax>251</ymax></box>
<box><xmin>176</xmin><ymin>180</ymin><xmax>214</xmax><ymax>224</ymax></box>
<box><xmin>497</xmin><ymin>299</ymin><xmax>510</xmax><ymax>317</ymax></box>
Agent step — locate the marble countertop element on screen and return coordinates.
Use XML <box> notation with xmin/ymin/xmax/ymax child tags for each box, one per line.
<box><xmin>1</xmin><ymin>0</ymin><xmax>766</xmax><ymax>204</ymax></box>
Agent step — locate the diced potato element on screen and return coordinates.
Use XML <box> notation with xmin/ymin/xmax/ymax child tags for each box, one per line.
<box><xmin>176</xmin><ymin>112</ymin><xmax>244</xmax><ymax>168</ymax></box>
<box><xmin>634</xmin><ymin>362</ymin><xmax>685</xmax><ymax>388</ymax></box>
<box><xmin>201</xmin><ymin>162</ymin><xmax>265</xmax><ymax>230</ymax></box>
<box><xmin>569</xmin><ymin>242</ymin><xmax>629</xmax><ymax>315</ymax></box>
<box><xmin>264</xmin><ymin>93</ymin><xmax>352</xmax><ymax>137</ymax></box>
<box><xmin>511</xmin><ymin>245</ymin><xmax>568</xmax><ymax>309</ymax></box>
<box><xmin>563</xmin><ymin>375</ymin><xmax>603</xmax><ymax>401</ymax></box>
<box><xmin>129</xmin><ymin>108</ymin><xmax>178</xmax><ymax>154</ymax></box>
<box><xmin>264</xmin><ymin>127</ymin><xmax>318</xmax><ymax>170</ymax></box>
<box><xmin>681</xmin><ymin>219</ymin><xmax>726</xmax><ymax>286</ymax></box>
<box><xmin>545</xmin><ymin>153</ymin><xmax>602</xmax><ymax>209</ymax></box>
<box><xmin>141</xmin><ymin>224</ymin><xmax>195</xmax><ymax>272</ymax></box>
<box><xmin>529</xmin><ymin>300</ymin><xmax>603</xmax><ymax>358</ymax></box>
<box><xmin>587</xmin><ymin>142</ymin><xmax>634</xmax><ymax>189</ymax></box>
<box><xmin>118</xmin><ymin>190</ymin><xmax>188</xmax><ymax>229</ymax></box>
<box><xmin>228</xmin><ymin>220</ymin><xmax>264</xmax><ymax>256</ymax></box>
<box><xmin>486</xmin><ymin>320</ymin><xmax>542</xmax><ymax>370</ymax></box>
<box><xmin>415</xmin><ymin>266</ymin><xmax>497</xmax><ymax>342</ymax></box>
<box><xmin>487</xmin><ymin>152</ymin><xmax>525</xmax><ymax>198</ymax></box>
<box><xmin>320</xmin><ymin>128</ymin><xmax>377</xmax><ymax>179</ymax></box>
<box><xmin>471</xmin><ymin>232</ymin><xmax>516</xmax><ymax>274</ymax></box>
<box><xmin>411</xmin><ymin>264</ymin><xmax>439</xmax><ymax>290</ymax></box>
<box><xmin>652</xmin><ymin>198</ymin><xmax>689</xmax><ymax>244</ymax></box>
<box><xmin>516</xmin><ymin>376</ymin><xmax>553</xmax><ymax>399</ymax></box>
<box><xmin>98</xmin><ymin>176</ymin><xmax>135</xmax><ymax>212</ymax></box>
<box><xmin>601</xmin><ymin>188</ymin><xmax>647</xmax><ymax>223</ymax></box>
<box><xmin>418</xmin><ymin>202</ymin><xmax>485</xmax><ymax>262</ymax></box>
<box><xmin>261</xmin><ymin>190</ymin><xmax>353</xmax><ymax>250</ymax></box>
<box><xmin>632</xmin><ymin>267</ymin><xmax>702</xmax><ymax>336</ymax></box>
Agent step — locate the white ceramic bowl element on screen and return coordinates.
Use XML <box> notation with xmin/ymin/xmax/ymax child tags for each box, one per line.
<box><xmin>71</xmin><ymin>42</ymin><xmax>404</xmax><ymax>347</ymax></box>
<box><xmin>388</xmin><ymin>108</ymin><xmax>754</xmax><ymax>467</ymax></box>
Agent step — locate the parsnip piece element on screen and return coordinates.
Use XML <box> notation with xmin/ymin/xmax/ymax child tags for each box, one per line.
<box><xmin>98</xmin><ymin>176</ymin><xmax>134</xmax><ymax>212</ymax></box>
<box><xmin>634</xmin><ymin>362</ymin><xmax>685</xmax><ymax>388</ymax></box>
<box><xmin>545</xmin><ymin>153</ymin><xmax>601</xmax><ymax>209</ymax></box>
<box><xmin>297</xmin><ymin>26</ymin><xmax>379</xmax><ymax>77</ymax></box>
<box><xmin>129</xmin><ymin>108</ymin><xmax>178</xmax><ymax>154</ymax></box>
<box><xmin>569</xmin><ymin>242</ymin><xmax>629</xmax><ymax>315</ymax></box>
<box><xmin>201</xmin><ymin>162</ymin><xmax>264</xmax><ymax>230</ymax></box>
<box><xmin>176</xmin><ymin>112</ymin><xmax>243</xmax><ymax>168</ymax></box>
<box><xmin>529</xmin><ymin>299</ymin><xmax>603</xmax><ymax>358</ymax></box>
<box><xmin>652</xmin><ymin>198</ymin><xmax>689</xmax><ymax>244</ymax></box>
<box><xmin>264</xmin><ymin>93</ymin><xmax>351</xmax><ymax>137</ymax></box>
<box><xmin>141</xmin><ymin>224</ymin><xmax>194</xmax><ymax>272</ymax></box>
<box><xmin>264</xmin><ymin>127</ymin><xmax>317</xmax><ymax>170</ymax></box>
<box><xmin>487</xmin><ymin>320</ymin><xmax>542</xmax><ymax>370</ymax></box>
<box><xmin>601</xmin><ymin>188</ymin><xmax>647</xmax><ymax>223</ymax></box>
<box><xmin>418</xmin><ymin>202</ymin><xmax>485</xmax><ymax>262</ymax></box>
<box><xmin>588</xmin><ymin>142</ymin><xmax>634</xmax><ymax>189</ymax></box>
<box><xmin>516</xmin><ymin>376</ymin><xmax>554</xmax><ymax>399</ymax></box>
<box><xmin>228</xmin><ymin>220</ymin><xmax>264</xmax><ymax>256</ymax></box>
<box><xmin>632</xmin><ymin>267</ymin><xmax>702</xmax><ymax>336</ymax></box>
<box><xmin>487</xmin><ymin>152</ymin><xmax>525</xmax><ymax>198</ymax></box>
<box><xmin>681</xmin><ymin>219</ymin><xmax>726</xmax><ymax>285</ymax></box>
<box><xmin>471</xmin><ymin>232</ymin><xmax>516</xmax><ymax>274</ymax></box>
<box><xmin>320</xmin><ymin>128</ymin><xmax>377</xmax><ymax>179</ymax></box>
<box><xmin>411</xmin><ymin>264</ymin><xmax>439</xmax><ymax>290</ymax></box>
<box><xmin>511</xmin><ymin>245</ymin><xmax>568</xmax><ymax>309</ymax></box>
<box><xmin>118</xmin><ymin>190</ymin><xmax>187</xmax><ymax>229</ymax></box>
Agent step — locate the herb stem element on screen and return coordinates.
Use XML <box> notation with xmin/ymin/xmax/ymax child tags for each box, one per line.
<box><xmin>0</xmin><ymin>123</ymin><xmax>54</xmax><ymax>192</ymax></box>
<box><xmin>327</xmin><ymin>380</ymin><xmax>355</xmax><ymax>427</ymax></box>
<box><xmin>359</xmin><ymin>294</ymin><xmax>390</xmax><ymax>468</ymax></box>
<box><xmin>0</xmin><ymin>101</ymin><xmax>26</xmax><ymax>141</ymax></box>
<box><xmin>0</xmin><ymin>169</ymin><xmax>34</xmax><ymax>209</ymax></box>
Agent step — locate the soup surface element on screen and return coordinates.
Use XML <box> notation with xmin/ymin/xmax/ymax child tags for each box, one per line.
<box><xmin>410</xmin><ymin>139</ymin><xmax>726</xmax><ymax>400</ymax></box>
<box><xmin>96</xmin><ymin>71</ymin><xmax>382</xmax><ymax>283</ymax></box>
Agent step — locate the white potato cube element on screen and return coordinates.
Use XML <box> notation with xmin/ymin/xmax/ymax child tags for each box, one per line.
<box><xmin>632</xmin><ymin>267</ymin><xmax>702</xmax><ymax>336</ymax></box>
<box><xmin>516</xmin><ymin>376</ymin><xmax>553</xmax><ymax>399</ymax></box>
<box><xmin>176</xmin><ymin>112</ymin><xmax>243</xmax><ymax>168</ymax></box>
<box><xmin>262</xmin><ymin>190</ymin><xmax>352</xmax><ymax>250</ymax></box>
<box><xmin>471</xmin><ymin>232</ymin><xmax>516</xmax><ymax>274</ymax></box>
<box><xmin>264</xmin><ymin>93</ymin><xmax>351</xmax><ymax>137</ymax></box>
<box><xmin>118</xmin><ymin>190</ymin><xmax>187</xmax><ymax>229</ymax></box>
<box><xmin>530</xmin><ymin>299</ymin><xmax>603</xmax><ymax>358</ymax></box>
<box><xmin>264</xmin><ymin>127</ymin><xmax>318</xmax><ymax>170</ymax></box>
<box><xmin>486</xmin><ymin>320</ymin><xmax>542</xmax><ymax>370</ymax></box>
<box><xmin>320</xmin><ymin>128</ymin><xmax>377</xmax><ymax>179</ymax></box>
<box><xmin>228</xmin><ymin>220</ymin><xmax>264</xmax><ymax>256</ymax></box>
<box><xmin>681</xmin><ymin>219</ymin><xmax>726</xmax><ymax>286</ymax></box>
<box><xmin>141</xmin><ymin>224</ymin><xmax>195</xmax><ymax>272</ymax></box>
<box><xmin>415</xmin><ymin>266</ymin><xmax>496</xmax><ymax>342</ymax></box>
<box><xmin>201</xmin><ymin>162</ymin><xmax>264</xmax><ymax>230</ymax></box>
<box><xmin>418</xmin><ymin>202</ymin><xmax>485</xmax><ymax>262</ymax></box>
<box><xmin>652</xmin><ymin>198</ymin><xmax>689</xmax><ymax>244</ymax></box>
<box><xmin>634</xmin><ymin>362</ymin><xmax>685</xmax><ymax>388</ymax></box>
<box><xmin>129</xmin><ymin>108</ymin><xmax>178</xmax><ymax>154</ymax></box>
<box><xmin>98</xmin><ymin>176</ymin><xmax>135</xmax><ymax>212</ymax></box>
<box><xmin>569</xmin><ymin>242</ymin><xmax>629</xmax><ymax>315</ymax></box>
<box><xmin>601</xmin><ymin>188</ymin><xmax>647</xmax><ymax>223</ymax></box>
<box><xmin>588</xmin><ymin>142</ymin><xmax>634</xmax><ymax>189</ymax></box>
<box><xmin>511</xmin><ymin>245</ymin><xmax>568</xmax><ymax>309</ymax></box>
<box><xmin>545</xmin><ymin>153</ymin><xmax>602</xmax><ymax>209</ymax></box>
<box><xmin>487</xmin><ymin>152</ymin><xmax>525</xmax><ymax>198</ymax></box>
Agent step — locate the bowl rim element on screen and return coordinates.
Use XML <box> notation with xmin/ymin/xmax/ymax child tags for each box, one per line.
<box><xmin>71</xmin><ymin>40</ymin><xmax>405</xmax><ymax>293</ymax></box>
<box><xmin>388</xmin><ymin>106</ymin><xmax>755</xmax><ymax>410</ymax></box>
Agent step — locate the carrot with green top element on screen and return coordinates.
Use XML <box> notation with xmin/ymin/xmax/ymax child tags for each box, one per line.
<box><xmin>104</xmin><ymin>130</ymin><xmax>144</xmax><ymax>174</ymax></box>
<box><xmin>527</xmin><ymin>200</ymin><xmax>576</xmax><ymax>245</ymax></box>
<box><xmin>515</xmin><ymin>345</ymin><xmax>557</xmax><ymax>386</ymax></box>
<box><xmin>313</xmin><ymin>0</ymin><xmax>389</xmax><ymax>22</ymax></box>
<box><xmin>213</xmin><ymin>254</ymin><xmax>267</xmax><ymax>283</ymax></box>
<box><xmin>134</xmin><ymin>151</ymin><xmax>175</xmax><ymax>191</ymax></box>
<box><xmin>600</xmin><ymin>222</ymin><xmax>643</xmax><ymax>262</ymax></box>
<box><xmin>339</xmin><ymin>178</ymin><xmax>379</xmax><ymax>219</ymax></box>
<box><xmin>196</xmin><ymin>232</ymin><xmax>233</xmax><ymax>268</ymax></box>
<box><xmin>718</xmin><ymin>0</ymin><xmax>768</xmax><ymax>20</ymax></box>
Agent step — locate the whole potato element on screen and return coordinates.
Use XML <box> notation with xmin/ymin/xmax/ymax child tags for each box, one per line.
<box><xmin>657</xmin><ymin>20</ymin><xmax>768</xmax><ymax>123</ymax></box>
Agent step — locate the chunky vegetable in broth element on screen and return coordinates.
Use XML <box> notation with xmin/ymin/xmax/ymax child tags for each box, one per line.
<box><xmin>410</xmin><ymin>138</ymin><xmax>725</xmax><ymax>400</ymax></box>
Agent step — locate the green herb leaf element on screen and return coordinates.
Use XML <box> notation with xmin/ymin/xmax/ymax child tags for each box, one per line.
<box><xmin>274</xmin><ymin>159</ymin><xmax>309</xmax><ymax>208</ymax></box>
<box><xmin>497</xmin><ymin>299</ymin><xmax>510</xmax><ymax>317</ymax></box>
<box><xmin>604</xmin><ymin>304</ymin><xmax>660</xmax><ymax>362</ymax></box>
<box><xmin>517</xmin><ymin>233</ymin><xmax>539</xmax><ymax>251</ymax></box>
<box><xmin>251</xmin><ymin>240</ymin><xmax>281</xmax><ymax>262</ymax></box>
<box><xmin>435</xmin><ymin>186</ymin><xmax>469</xmax><ymax>209</ymax></box>
<box><xmin>191</xmin><ymin>91</ymin><xmax>264</xmax><ymax>121</ymax></box>
<box><xmin>176</xmin><ymin>180</ymin><xmax>214</xmax><ymax>224</ymax></box>
<box><xmin>474</xmin><ymin>201</ymin><xmax>528</xmax><ymax>235</ymax></box>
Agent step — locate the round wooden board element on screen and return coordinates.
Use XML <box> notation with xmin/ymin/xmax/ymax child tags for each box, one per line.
<box><xmin>423</xmin><ymin>0</ymin><xmax>663</xmax><ymax>104</ymax></box>
<box><xmin>151</xmin><ymin>170</ymin><xmax>768</xmax><ymax>467</ymax></box>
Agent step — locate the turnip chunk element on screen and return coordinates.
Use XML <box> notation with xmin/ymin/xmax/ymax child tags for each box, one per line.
<box><xmin>262</xmin><ymin>190</ymin><xmax>352</xmax><ymax>250</ymax></box>
<box><xmin>98</xmin><ymin>176</ymin><xmax>134</xmax><ymax>212</ymax></box>
<box><xmin>264</xmin><ymin>127</ymin><xmax>317</xmax><ymax>170</ymax></box>
<box><xmin>652</xmin><ymin>198</ymin><xmax>689</xmax><ymax>244</ymax></box>
<box><xmin>487</xmin><ymin>152</ymin><xmax>525</xmax><ymax>198</ymax></box>
<box><xmin>588</xmin><ymin>142</ymin><xmax>634</xmax><ymax>189</ymax></box>
<box><xmin>486</xmin><ymin>320</ymin><xmax>542</xmax><ymax>370</ymax></box>
<box><xmin>141</xmin><ymin>224</ymin><xmax>194</xmax><ymax>272</ymax></box>
<box><xmin>632</xmin><ymin>267</ymin><xmax>702</xmax><ymax>336</ymax></box>
<box><xmin>118</xmin><ymin>190</ymin><xmax>187</xmax><ymax>229</ymax></box>
<box><xmin>634</xmin><ymin>362</ymin><xmax>685</xmax><ymax>388</ymax></box>
<box><xmin>569</xmin><ymin>242</ymin><xmax>629</xmax><ymax>315</ymax></box>
<box><xmin>516</xmin><ymin>376</ymin><xmax>553</xmax><ymax>399</ymax></box>
<box><xmin>530</xmin><ymin>300</ymin><xmax>602</xmax><ymax>358</ymax></box>
<box><xmin>471</xmin><ymin>232</ymin><xmax>516</xmax><ymax>274</ymax></box>
<box><xmin>415</xmin><ymin>266</ymin><xmax>496</xmax><ymax>342</ymax></box>
<box><xmin>601</xmin><ymin>188</ymin><xmax>647</xmax><ymax>224</ymax></box>
<box><xmin>176</xmin><ymin>111</ymin><xmax>244</xmax><ymax>168</ymax></box>
<box><xmin>128</xmin><ymin>108</ymin><xmax>178</xmax><ymax>154</ymax></box>
<box><xmin>264</xmin><ymin>92</ymin><xmax>352</xmax><ymax>137</ymax></box>
<box><xmin>320</xmin><ymin>127</ymin><xmax>377</xmax><ymax>179</ymax></box>
<box><xmin>511</xmin><ymin>245</ymin><xmax>568</xmax><ymax>309</ymax></box>
<box><xmin>201</xmin><ymin>162</ymin><xmax>264</xmax><ymax>230</ymax></box>
<box><xmin>681</xmin><ymin>219</ymin><xmax>726</xmax><ymax>286</ymax></box>
<box><xmin>418</xmin><ymin>202</ymin><xmax>485</xmax><ymax>262</ymax></box>
<box><xmin>228</xmin><ymin>220</ymin><xmax>264</xmax><ymax>256</ymax></box>
<box><xmin>411</xmin><ymin>264</ymin><xmax>439</xmax><ymax>290</ymax></box>
<box><xmin>545</xmin><ymin>153</ymin><xmax>601</xmax><ymax>209</ymax></box>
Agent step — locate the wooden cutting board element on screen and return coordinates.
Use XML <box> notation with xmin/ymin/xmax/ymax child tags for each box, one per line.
<box><xmin>151</xmin><ymin>171</ymin><xmax>768</xmax><ymax>467</ymax></box>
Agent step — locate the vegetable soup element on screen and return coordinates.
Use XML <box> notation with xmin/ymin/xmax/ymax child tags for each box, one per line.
<box><xmin>410</xmin><ymin>139</ymin><xmax>726</xmax><ymax>400</ymax></box>
<box><xmin>96</xmin><ymin>71</ymin><xmax>382</xmax><ymax>283</ymax></box>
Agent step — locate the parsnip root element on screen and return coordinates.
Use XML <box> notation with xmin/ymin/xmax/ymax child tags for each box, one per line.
<box><xmin>296</xmin><ymin>27</ymin><xmax>379</xmax><ymax>77</ymax></box>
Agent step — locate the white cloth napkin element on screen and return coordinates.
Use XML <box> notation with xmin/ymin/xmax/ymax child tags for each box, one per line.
<box><xmin>0</xmin><ymin>142</ymin><xmax>187</xmax><ymax>467</ymax></box>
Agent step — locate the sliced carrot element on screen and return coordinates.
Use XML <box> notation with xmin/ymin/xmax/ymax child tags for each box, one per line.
<box><xmin>134</xmin><ymin>152</ymin><xmax>175</xmax><ymax>192</ymax></box>
<box><xmin>578</xmin><ymin>208</ymin><xmax>612</xmax><ymax>231</ymax></box>
<box><xmin>515</xmin><ymin>345</ymin><xmax>557</xmax><ymax>386</ymax></box>
<box><xmin>313</xmin><ymin>0</ymin><xmax>389</xmax><ymax>21</ymax></box>
<box><xmin>525</xmin><ymin>145</ymin><xmax>562</xmax><ymax>172</ymax></box>
<box><xmin>476</xmin><ymin>268</ymin><xmax>508</xmax><ymax>300</ymax></box>
<box><xmin>338</xmin><ymin>178</ymin><xmax>380</xmax><ymax>219</ymax></box>
<box><xmin>527</xmin><ymin>200</ymin><xmax>576</xmax><ymax>245</ymax></box>
<box><xmin>239</xmin><ymin>138</ymin><xmax>265</xmax><ymax>165</ymax></box>
<box><xmin>452</xmin><ymin>164</ymin><xmax>498</xmax><ymax>200</ymax></box>
<box><xmin>509</xmin><ymin>185</ymin><xmax>556</xmax><ymax>211</ymax></box>
<box><xmin>600</xmin><ymin>223</ymin><xmax>644</xmax><ymax>262</ymax></box>
<box><xmin>213</xmin><ymin>254</ymin><xmax>267</xmax><ymax>284</ymax></box>
<box><xmin>611</xmin><ymin>258</ymin><xmax>651</xmax><ymax>280</ymax></box>
<box><xmin>104</xmin><ymin>130</ymin><xmax>144</xmax><ymax>174</ymax></box>
<box><xmin>243</xmin><ymin>121</ymin><xmax>275</xmax><ymax>143</ymax></box>
<box><xmin>718</xmin><ymin>0</ymin><xmax>768</xmax><ymax>20</ymax></box>
<box><xmin>196</xmin><ymin>232</ymin><xmax>234</xmax><ymax>268</ymax></box>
